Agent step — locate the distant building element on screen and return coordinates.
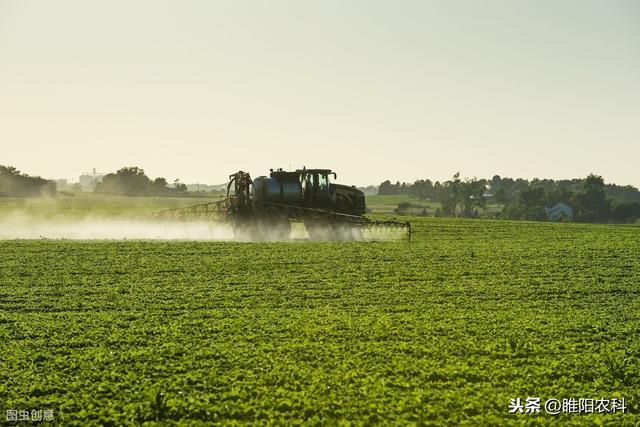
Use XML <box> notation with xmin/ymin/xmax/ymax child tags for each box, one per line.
<box><xmin>79</xmin><ymin>168</ymin><xmax>104</xmax><ymax>190</ymax></box>
<box><xmin>545</xmin><ymin>203</ymin><xmax>574</xmax><ymax>221</ymax></box>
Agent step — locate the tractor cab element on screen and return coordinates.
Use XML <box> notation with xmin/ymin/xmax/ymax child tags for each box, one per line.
<box><xmin>297</xmin><ymin>168</ymin><xmax>336</xmax><ymax>208</ymax></box>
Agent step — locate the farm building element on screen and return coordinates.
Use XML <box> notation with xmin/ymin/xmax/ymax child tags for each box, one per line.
<box><xmin>79</xmin><ymin>168</ymin><xmax>104</xmax><ymax>191</ymax></box>
<box><xmin>545</xmin><ymin>202</ymin><xmax>574</xmax><ymax>221</ymax></box>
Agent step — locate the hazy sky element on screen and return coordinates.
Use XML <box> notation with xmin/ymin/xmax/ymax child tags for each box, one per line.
<box><xmin>1</xmin><ymin>0</ymin><xmax>639</xmax><ymax>186</ymax></box>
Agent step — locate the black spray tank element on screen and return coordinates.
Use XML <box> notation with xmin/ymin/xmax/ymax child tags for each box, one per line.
<box><xmin>251</xmin><ymin>171</ymin><xmax>303</xmax><ymax>206</ymax></box>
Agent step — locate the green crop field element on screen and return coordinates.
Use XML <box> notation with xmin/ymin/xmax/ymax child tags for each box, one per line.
<box><xmin>365</xmin><ymin>195</ymin><xmax>440</xmax><ymax>215</ymax></box>
<box><xmin>1</xmin><ymin>216</ymin><xmax>639</xmax><ymax>425</ymax></box>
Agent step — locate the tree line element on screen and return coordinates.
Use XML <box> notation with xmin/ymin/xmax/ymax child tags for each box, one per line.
<box><xmin>0</xmin><ymin>165</ymin><xmax>190</xmax><ymax>197</ymax></box>
<box><xmin>0</xmin><ymin>165</ymin><xmax>56</xmax><ymax>197</ymax></box>
<box><xmin>94</xmin><ymin>167</ymin><xmax>188</xmax><ymax>196</ymax></box>
<box><xmin>379</xmin><ymin>174</ymin><xmax>640</xmax><ymax>223</ymax></box>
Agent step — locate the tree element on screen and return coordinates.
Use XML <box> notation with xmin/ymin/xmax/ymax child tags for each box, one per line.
<box><xmin>153</xmin><ymin>177</ymin><xmax>168</xmax><ymax>188</ymax></box>
<box><xmin>458</xmin><ymin>177</ymin><xmax>487</xmax><ymax>217</ymax></box>
<box><xmin>95</xmin><ymin>167</ymin><xmax>152</xmax><ymax>195</ymax></box>
<box><xmin>518</xmin><ymin>186</ymin><xmax>546</xmax><ymax>208</ymax></box>
<box><xmin>378</xmin><ymin>180</ymin><xmax>394</xmax><ymax>195</ymax></box>
<box><xmin>575</xmin><ymin>174</ymin><xmax>611</xmax><ymax>223</ymax></box>
<box><xmin>494</xmin><ymin>188</ymin><xmax>511</xmax><ymax>205</ymax></box>
<box><xmin>491</xmin><ymin>175</ymin><xmax>502</xmax><ymax>191</ymax></box>
<box><xmin>432</xmin><ymin>173</ymin><xmax>485</xmax><ymax>217</ymax></box>
<box><xmin>435</xmin><ymin>182</ymin><xmax>457</xmax><ymax>216</ymax></box>
<box><xmin>501</xmin><ymin>184</ymin><xmax>548</xmax><ymax>220</ymax></box>
<box><xmin>394</xmin><ymin>202</ymin><xmax>411</xmax><ymax>215</ymax></box>
<box><xmin>611</xmin><ymin>201</ymin><xmax>640</xmax><ymax>223</ymax></box>
<box><xmin>410</xmin><ymin>179</ymin><xmax>434</xmax><ymax>200</ymax></box>
<box><xmin>604</xmin><ymin>184</ymin><xmax>640</xmax><ymax>203</ymax></box>
<box><xmin>173</xmin><ymin>180</ymin><xmax>188</xmax><ymax>194</ymax></box>
<box><xmin>545</xmin><ymin>187</ymin><xmax>575</xmax><ymax>206</ymax></box>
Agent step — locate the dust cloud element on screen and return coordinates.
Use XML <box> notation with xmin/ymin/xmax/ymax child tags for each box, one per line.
<box><xmin>0</xmin><ymin>212</ymin><xmax>405</xmax><ymax>241</ymax></box>
<box><xmin>0</xmin><ymin>213</ymin><xmax>234</xmax><ymax>240</ymax></box>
